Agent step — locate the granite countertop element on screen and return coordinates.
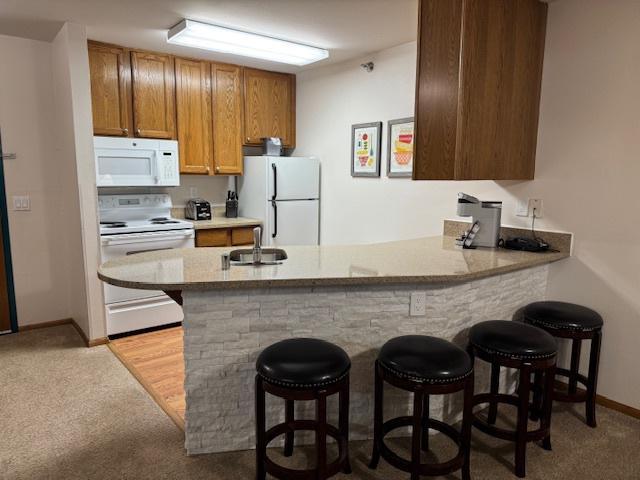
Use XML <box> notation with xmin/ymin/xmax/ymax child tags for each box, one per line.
<box><xmin>98</xmin><ymin>235</ymin><xmax>570</xmax><ymax>291</ymax></box>
<box><xmin>187</xmin><ymin>216</ymin><xmax>261</xmax><ymax>230</ymax></box>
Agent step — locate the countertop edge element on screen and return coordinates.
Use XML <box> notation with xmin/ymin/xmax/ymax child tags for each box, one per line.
<box><xmin>97</xmin><ymin>250</ymin><xmax>569</xmax><ymax>291</ymax></box>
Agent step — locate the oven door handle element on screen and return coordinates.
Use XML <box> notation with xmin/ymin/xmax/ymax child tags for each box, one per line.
<box><xmin>101</xmin><ymin>230</ymin><xmax>195</xmax><ymax>246</ymax></box>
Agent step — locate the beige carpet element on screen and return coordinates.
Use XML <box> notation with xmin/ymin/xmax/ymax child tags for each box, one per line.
<box><xmin>1</xmin><ymin>325</ymin><xmax>639</xmax><ymax>480</ymax></box>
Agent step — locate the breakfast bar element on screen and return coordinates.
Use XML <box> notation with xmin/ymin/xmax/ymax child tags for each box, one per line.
<box><xmin>98</xmin><ymin>225</ymin><xmax>571</xmax><ymax>455</ymax></box>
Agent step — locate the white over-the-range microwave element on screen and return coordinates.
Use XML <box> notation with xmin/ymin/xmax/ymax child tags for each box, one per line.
<box><xmin>94</xmin><ymin>136</ymin><xmax>180</xmax><ymax>187</ymax></box>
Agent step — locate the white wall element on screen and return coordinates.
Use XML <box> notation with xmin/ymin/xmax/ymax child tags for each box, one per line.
<box><xmin>51</xmin><ymin>23</ymin><xmax>105</xmax><ymax>340</ymax></box>
<box><xmin>296</xmin><ymin>0</ymin><xmax>640</xmax><ymax>408</ymax></box>
<box><xmin>0</xmin><ymin>34</ymin><xmax>72</xmax><ymax>326</ymax></box>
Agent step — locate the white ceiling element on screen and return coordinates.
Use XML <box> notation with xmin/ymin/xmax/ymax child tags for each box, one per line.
<box><xmin>0</xmin><ymin>0</ymin><xmax>418</xmax><ymax>72</ymax></box>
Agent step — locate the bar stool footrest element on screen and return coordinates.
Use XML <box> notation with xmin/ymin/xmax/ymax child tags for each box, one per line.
<box><xmin>472</xmin><ymin>393</ymin><xmax>550</xmax><ymax>443</ymax></box>
<box><xmin>264</xmin><ymin>420</ymin><xmax>348</xmax><ymax>480</ymax></box>
<box><xmin>553</xmin><ymin>368</ymin><xmax>589</xmax><ymax>402</ymax></box>
<box><xmin>377</xmin><ymin>415</ymin><xmax>465</xmax><ymax>476</ymax></box>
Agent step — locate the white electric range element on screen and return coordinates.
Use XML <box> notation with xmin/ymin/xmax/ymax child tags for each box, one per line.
<box><xmin>99</xmin><ymin>194</ymin><xmax>195</xmax><ymax>336</ymax></box>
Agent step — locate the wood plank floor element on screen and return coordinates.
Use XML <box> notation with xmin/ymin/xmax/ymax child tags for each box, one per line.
<box><xmin>109</xmin><ymin>326</ymin><xmax>185</xmax><ymax>430</ymax></box>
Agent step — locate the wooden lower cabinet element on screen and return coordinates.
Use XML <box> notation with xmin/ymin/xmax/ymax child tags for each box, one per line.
<box><xmin>195</xmin><ymin>227</ymin><xmax>258</xmax><ymax>247</ymax></box>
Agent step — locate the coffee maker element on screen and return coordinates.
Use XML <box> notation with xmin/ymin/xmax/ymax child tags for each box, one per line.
<box><xmin>456</xmin><ymin>193</ymin><xmax>502</xmax><ymax>248</ymax></box>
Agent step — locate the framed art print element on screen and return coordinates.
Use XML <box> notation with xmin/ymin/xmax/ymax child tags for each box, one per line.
<box><xmin>351</xmin><ymin>122</ymin><xmax>382</xmax><ymax>177</ymax></box>
<box><xmin>387</xmin><ymin>117</ymin><xmax>414</xmax><ymax>178</ymax></box>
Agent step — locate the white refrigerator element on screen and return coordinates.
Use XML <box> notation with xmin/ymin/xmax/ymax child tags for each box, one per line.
<box><xmin>238</xmin><ymin>156</ymin><xmax>320</xmax><ymax>246</ymax></box>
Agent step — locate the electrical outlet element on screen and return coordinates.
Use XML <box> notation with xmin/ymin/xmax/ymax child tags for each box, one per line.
<box><xmin>410</xmin><ymin>292</ymin><xmax>427</xmax><ymax>316</ymax></box>
<box><xmin>516</xmin><ymin>199</ymin><xmax>529</xmax><ymax>217</ymax></box>
<box><xmin>12</xmin><ymin>195</ymin><xmax>30</xmax><ymax>211</ymax></box>
<box><xmin>529</xmin><ymin>199</ymin><xmax>543</xmax><ymax>218</ymax></box>
<box><xmin>189</xmin><ymin>187</ymin><xmax>198</xmax><ymax>198</ymax></box>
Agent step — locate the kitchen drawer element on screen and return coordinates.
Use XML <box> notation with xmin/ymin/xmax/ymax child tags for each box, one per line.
<box><xmin>231</xmin><ymin>227</ymin><xmax>256</xmax><ymax>246</ymax></box>
<box><xmin>196</xmin><ymin>229</ymin><xmax>229</xmax><ymax>247</ymax></box>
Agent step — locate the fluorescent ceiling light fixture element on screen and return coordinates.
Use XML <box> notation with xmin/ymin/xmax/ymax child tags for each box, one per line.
<box><xmin>168</xmin><ymin>20</ymin><xmax>329</xmax><ymax>66</ymax></box>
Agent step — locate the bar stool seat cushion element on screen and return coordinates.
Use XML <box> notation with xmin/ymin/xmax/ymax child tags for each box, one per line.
<box><xmin>378</xmin><ymin>335</ymin><xmax>472</xmax><ymax>384</ymax></box>
<box><xmin>469</xmin><ymin>320</ymin><xmax>557</xmax><ymax>360</ymax></box>
<box><xmin>523</xmin><ymin>301</ymin><xmax>603</xmax><ymax>332</ymax></box>
<box><xmin>256</xmin><ymin>338</ymin><xmax>350</xmax><ymax>388</ymax></box>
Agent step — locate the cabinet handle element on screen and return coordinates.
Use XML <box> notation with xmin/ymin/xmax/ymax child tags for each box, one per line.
<box><xmin>136</xmin><ymin>128</ymin><xmax>141</xmax><ymax>136</ymax></box>
<box><xmin>122</xmin><ymin>128</ymin><xmax>128</xmax><ymax>135</ymax></box>
<box><xmin>215</xmin><ymin>166</ymin><xmax>220</xmax><ymax>173</ymax></box>
<box><xmin>246</xmin><ymin>137</ymin><xmax>251</xmax><ymax>142</ymax></box>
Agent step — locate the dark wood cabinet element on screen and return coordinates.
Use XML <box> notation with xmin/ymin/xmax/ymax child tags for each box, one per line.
<box><xmin>243</xmin><ymin>68</ymin><xmax>295</xmax><ymax>148</ymax></box>
<box><xmin>413</xmin><ymin>0</ymin><xmax>547</xmax><ymax>180</ymax></box>
<box><xmin>175</xmin><ymin>58</ymin><xmax>213</xmax><ymax>174</ymax></box>
<box><xmin>131</xmin><ymin>50</ymin><xmax>176</xmax><ymax>139</ymax></box>
<box><xmin>88</xmin><ymin>42</ymin><xmax>131</xmax><ymax>137</ymax></box>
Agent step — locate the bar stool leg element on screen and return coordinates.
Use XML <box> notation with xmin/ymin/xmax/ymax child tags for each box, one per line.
<box><xmin>461</xmin><ymin>373</ymin><xmax>474</xmax><ymax>480</ymax></box>
<box><xmin>411</xmin><ymin>389</ymin><xmax>425</xmax><ymax>480</ymax></box>
<box><xmin>515</xmin><ymin>365</ymin><xmax>532</xmax><ymax>478</ymax></box>
<box><xmin>316</xmin><ymin>392</ymin><xmax>327</xmax><ymax>480</ymax></box>
<box><xmin>586</xmin><ymin>331</ymin><xmax>602</xmax><ymax>428</ymax></box>
<box><xmin>488</xmin><ymin>361</ymin><xmax>500</xmax><ymax>425</ymax></box>
<box><xmin>284</xmin><ymin>399</ymin><xmax>295</xmax><ymax>457</ymax></box>
<box><xmin>339</xmin><ymin>378</ymin><xmax>352</xmax><ymax>474</ymax></box>
<box><xmin>569</xmin><ymin>339</ymin><xmax>582</xmax><ymax>395</ymax></box>
<box><xmin>421</xmin><ymin>395</ymin><xmax>430</xmax><ymax>452</ymax></box>
<box><xmin>541</xmin><ymin>365</ymin><xmax>556</xmax><ymax>451</ymax></box>
<box><xmin>369</xmin><ymin>363</ymin><xmax>383</xmax><ymax>470</ymax></box>
<box><xmin>530</xmin><ymin>372</ymin><xmax>544</xmax><ymax>421</ymax></box>
<box><xmin>255</xmin><ymin>376</ymin><xmax>266</xmax><ymax>480</ymax></box>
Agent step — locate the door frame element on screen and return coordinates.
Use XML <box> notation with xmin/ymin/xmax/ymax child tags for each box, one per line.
<box><xmin>0</xmin><ymin>132</ymin><xmax>18</xmax><ymax>333</ymax></box>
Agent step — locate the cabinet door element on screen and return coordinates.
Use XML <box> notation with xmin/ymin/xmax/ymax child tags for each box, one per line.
<box><xmin>243</xmin><ymin>68</ymin><xmax>295</xmax><ymax>147</ymax></box>
<box><xmin>195</xmin><ymin>229</ymin><xmax>230</xmax><ymax>247</ymax></box>
<box><xmin>456</xmin><ymin>0</ymin><xmax>547</xmax><ymax>180</ymax></box>
<box><xmin>131</xmin><ymin>51</ymin><xmax>176</xmax><ymax>139</ymax></box>
<box><xmin>175</xmin><ymin>58</ymin><xmax>213</xmax><ymax>174</ymax></box>
<box><xmin>212</xmin><ymin>63</ymin><xmax>244</xmax><ymax>175</ymax></box>
<box><xmin>88</xmin><ymin>42</ymin><xmax>131</xmax><ymax>137</ymax></box>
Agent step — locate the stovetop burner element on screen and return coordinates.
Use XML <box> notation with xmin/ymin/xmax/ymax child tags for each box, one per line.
<box><xmin>100</xmin><ymin>221</ymin><xmax>127</xmax><ymax>228</ymax></box>
<box><xmin>150</xmin><ymin>217</ymin><xmax>180</xmax><ymax>224</ymax></box>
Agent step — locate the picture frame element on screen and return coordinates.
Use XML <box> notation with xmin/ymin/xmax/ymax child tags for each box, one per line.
<box><xmin>386</xmin><ymin>117</ymin><xmax>414</xmax><ymax>178</ymax></box>
<box><xmin>351</xmin><ymin>122</ymin><xmax>382</xmax><ymax>177</ymax></box>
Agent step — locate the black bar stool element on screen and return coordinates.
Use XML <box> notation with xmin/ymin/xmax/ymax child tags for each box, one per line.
<box><xmin>467</xmin><ymin>320</ymin><xmax>557</xmax><ymax>478</ymax></box>
<box><xmin>523</xmin><ymin>301</ymin><xmax>603</xmax><ymax>427</ymax></box>
<box><xmin>369</xmin><ymin>335</ymin><xmax>474</xmax><ymax>480</ymax></box>
<box><xmin>255</xmin><ymin>338</ymin><xmax>351</xmax><ymax>480</ymax></box>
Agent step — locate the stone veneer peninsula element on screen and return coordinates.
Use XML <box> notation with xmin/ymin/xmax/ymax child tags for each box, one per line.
<box><xmin>99</xmin><ymin>225</ymin><xmax>571</xmax><ymax>454</ymax></box>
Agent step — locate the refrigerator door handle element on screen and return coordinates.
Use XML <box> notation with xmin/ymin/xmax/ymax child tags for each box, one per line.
<box><xmin>271</xmin><ymin>199</ymin><xmax>278</xmax><ymax>238</ymax></box>
<box><xmin>271</xmin><ymin>163</ymin><xmax>277</xmax><ymax>201</ymax></box>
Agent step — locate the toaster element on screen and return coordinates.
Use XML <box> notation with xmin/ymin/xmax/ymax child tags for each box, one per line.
<box><xmin>185</xmin><ymin>198</ymin><xmax>212</xmax><ymax>221</ymax></box>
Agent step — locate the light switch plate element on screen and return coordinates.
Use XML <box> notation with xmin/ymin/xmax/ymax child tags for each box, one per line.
<box><xmin>190</xmin><ymin>187</ymin><xmax>198</xmax><ymax>198</ymax></box>
<box><xmin>516</xmin><ymin>199</ymin><xmax>529</xmax><ymax>217</ymax></box>
<box><xmin>410</xmin><ymin>292</ymin><xmax>427</xmax><ymax>316</ymax></box>
<box><xmin>12</xmin><ymin>195</ymin><xmax>30</xmax><ymax>211</ymax></box>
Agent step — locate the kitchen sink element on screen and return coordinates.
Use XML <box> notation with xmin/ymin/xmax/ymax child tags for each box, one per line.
<box><xmin>229</xmin><ymin>248</ymin><xmax>288</xmax><ymax>265</ymax></box>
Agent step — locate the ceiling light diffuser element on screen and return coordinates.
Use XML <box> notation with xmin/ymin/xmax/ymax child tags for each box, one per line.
<box><xmin>167</xmin><ymin>20</ymin><xmax>329</xmax><ymax>66</ymax></box>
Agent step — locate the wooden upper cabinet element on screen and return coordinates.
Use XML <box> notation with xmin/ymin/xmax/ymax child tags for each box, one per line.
<box><xmin>413</xmin><ymin>0</ymin><xmax>547</xmax><ymax>181</ymax></box>
<box><xmin>212</xmin><ymin>63</ymin><xmax>244</xmax><ymax>175</ymax></box>
<box><xmin>243</xmin><ymin>68</ymin><xmax>295</xmax><ymax>148</ymax></box>
<box><xmin>88</xmin><ymin>42</ymin><xmax>131</xmax><ymax>137</ymax></box>
<box><xmin>175</xmin><ymin>58</ymin><xmax>213</xmax><ymax>174</ymax></box>
<box><xmin>131</xmin><ymin>50</ymin><xmax>176</xmax><ymax>139</ymax></box>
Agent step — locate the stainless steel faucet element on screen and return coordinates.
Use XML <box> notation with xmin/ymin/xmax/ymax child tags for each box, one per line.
<box><xmin>252</xmin><ymin>226</ymin><xmax>262</xmax><ymax>264</ymax></box>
